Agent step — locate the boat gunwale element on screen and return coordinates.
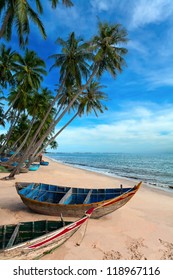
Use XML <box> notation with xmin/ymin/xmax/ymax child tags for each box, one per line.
<box><xmin>1</xmin><ymin>209</ymin><xmax>93</xmax><ymax>252</ymax></box>
<box><xmin>16</xmin><ymin>182</ymin><xmax>142</xmax><ymax>208</ymax></box>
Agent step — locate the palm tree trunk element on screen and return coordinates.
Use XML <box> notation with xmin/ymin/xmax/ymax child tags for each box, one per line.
<box><xmin>8</xmin><ymin>117</ymin><xmax>35</xmax><ymax>163</ymax></box>
<box><xmin>48</xmin><ymin>64</ymin><xmax>99</xmax><ymax>127</ymax></box>
<box><xmin>32</xmin><ymin>111</ymin><xmax>79</xmax><ymax>161</ymax></box>
<box><xmin>7</xmin><ymin>65</ymin><xmax>98</xmax><ymax>178</ymax></box>
<box><xmin>0</xmin><ymin>110</ymin><xmax>18</xmax><ymax>155</ymax></box>
<box><xmin>10</xmin><ymin>130</ymin><xmax>28</xmax><ymax>150</ymax></box>
<box><xmin>21</xmin><ymin>78</ymin><xmax>67</xmax><ymax>156</ymax></box>
<box><xmin>22</xmin><ymin>64</ymin><xmax>98</xmax><ymax>163</ymax></box>
<box><xmin>0</xmin><ymin>11</ymin><xmax>11</xmax><ymax>39</ymax></box>
<box><xmin>4</xmin><ymin>92</ymin><xmax>20</xmax><ymax>119</ymax></box>
<box><xmin>33</xmin><ymin>63</ymin><xmax>98</xmax><ymax>151</ymax></box>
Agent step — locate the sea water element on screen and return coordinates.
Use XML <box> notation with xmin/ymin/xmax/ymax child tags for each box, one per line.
<box><xmin>46</xmin><ymin>152</ymin><xmax>173</xmax><ymax>193</ymax></box>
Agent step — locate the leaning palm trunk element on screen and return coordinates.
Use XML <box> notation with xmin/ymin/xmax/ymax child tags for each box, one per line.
<box><xmin>0</xmin><ymin>110</ymin><xmax>19</xmax><ymax>155</ymax></box>
<box><xmin>10</xmin><ymin>130</ymin><xmax>28</xmax><ymax>151</ymax></box>
<box><xmin>19</xmin><ymin>78</ymin><xmax>67</xmax><ymax>161</ymax></box>
<box><xmin>25</xmin><ymin>65</ymin><xmax>99</xmax><ymax>165</ymax></box>
<box><xmin>32</xmin><ymin>111</ymin><xmax>79</xmax><ymax>162</ymax></box>
<box><xmin>8</xmin><ymin>118</ymin><xmax>35</xmax><ymax>163</ymax></box>
<box><xmin>7</xmin><ymin>66</ymin><xmax>98</xmax><ymax>178</ymax></box>
<box><xmin>4</xmin><ymin>92</ymin><xmax>21</xmax><ymax>119</ymax></box>
<box><xmin>6</xmin><ymin>22</ymin><xmax>128</xmax><ymax>179</ymax></box>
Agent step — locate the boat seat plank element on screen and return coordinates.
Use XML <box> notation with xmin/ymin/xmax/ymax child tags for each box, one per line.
<box><xmin>6</xmin><ymin>224</ymin><xmax>20</xmax><ymax>249</ymax></box>
<box><xmin>83</xmin><ymin>189</ymin><xmax>93</xmax><ymax>204</ymax></box>
<box><xmin>58</xmin><ymin>188</ymin><xmax>72</xmax><ymax>205</ymax></box>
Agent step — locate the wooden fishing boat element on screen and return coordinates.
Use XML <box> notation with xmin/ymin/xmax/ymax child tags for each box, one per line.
<box><xmin>40</xmin><ymin>161</ymin><xmax>49</xmax><ymax>166</ymax></box>
<box><xmin>0</xmin><ymin>157</ymin><xmax>9</xmax><ymax>162</ymax></box>
<box><xmin>15</xmin><ymin>181</ymin><xmax>142</xmax><ymax>219</ymax></box>
<box><xmin>0</xmin><ymin>208</ymin><xmax>94</xmax><ymax>260</ymax></box>
<box><xmin>19</xmin><ymin>167</ymin><xmax>29</xmax><ymax>173</ymax></box>
<box><xmin>29</xmin><ymin>164</ymin><xmax>40</xmax><ymax>171</ymax></box>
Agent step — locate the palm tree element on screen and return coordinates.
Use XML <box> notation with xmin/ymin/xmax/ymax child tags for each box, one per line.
<box><xmin>50</xmin><ymin>32</ymin><xmax>93</xmax><ymax>88</ymax></box>
<box><xmin>8</xmin><ymin>87</ymin><xmax>56</xmax><ymax>172</ymax></box>
<box><xmin>50</xmin><ymin>0</ymin><xmax>73</xmax><ymax>8</ymax></box>
<box><xmin>0</xmin><ymin>100</ymin><xmax>5</xmax><ymax>127</ymax></box>
<box><xmin>91</xmin><ymin>21</ymin><xmax>128</xmax><ymax>78</ymax></box>
<box><xmin>49</xmin><ymin>22</ymin><xmax>128</xmax><ymax>123</ymax></box>
<box><xmin>6</xmin><ymin>21</ymin><xmax>128</xmax><ymax>179</ymax></box>
<box><xmin>13</xmin><ymin>48</ymin><xmax>47</xmax><ymax>90</ymax></box>
<box><xmin>78</xmin><ymin>81</ymin><xmax>108</xmax><ymax>116</ymax></box>
<box><xmin>0</xmin><ymin>91</ymin><xmax>5</xmax><ymax>127</ymax></box>
<box><xmin>0</xmin><ymin>0</ymin><xmax>73</xmax><ymax>47</ymax></box>
<box><xmin>6</xmin><ymin>114</ymin><xmax>30</xmax><ymax>153</ymax></box>
<box><xmin>13</xmin><ymin>32</ymin><xmax>93</xmax><ymax>166</ymax></box>
<box><xmin>30</xmin><ymin>85</ymin><xmax>80</xmax><ymax>159</ymax></box>
<box><xmin>0</xmin><ymin>0</ymin><xmax>46</xmax><ymax>47</ymax></box>
<box><xmin>29</xmin><ymin>23</ymin><xmax>128</xmax><ymax>159</ymax></box>
<box><xmin>0</xmin><ymin>44</ymin><xmax>18</xmax><ymax>89</ymax></box>
<box><xmin>0</xmin><ymin>49</ymin><xmax>47</xmax><ymax>155</ymax></box>
<box><xmin>32</xmin><ymin>80</ymin><xmax>108</xmax><ymax>160</ymax></box>
<box><xmin>0</xmin><ymin>109</ymin><xmax>19</xmax><ymax>155</ymax></box>
<box><xmin>9</xmin><ymin>87</ymin><xmax>54</xmax><ymax>159</ymax></box>
<box><xmin>39</xmin><ymin>22</ymin><xmax>128</xmax><ymax>136</ymax></box>
<box><xmin>2</xmin><ymin>48</ymin><xmax>46</xmax><ymax>119</ymax></box>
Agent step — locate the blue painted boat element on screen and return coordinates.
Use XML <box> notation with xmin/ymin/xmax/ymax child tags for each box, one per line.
<box><xmin>15</xmin><ymin>181</ymin><xmax>142</xmax><ymax>218</ymax></box>
<box><xmin>40</xmin><ymin>161</ymin><xmax>49</xmax><ymax>166</ymax></box>
<box><xmin>29</xmin><ymin>164</ymin><xmax>40</xmax><ymax>171</ymax></box>
<box><xmin>9</xmin><ymin>151</ymin><xmax>15</xmax><ymax>156</ymax></box>
<box><xmin>11</xmin><ymin>162</ymin><xmax>18</xmax><ymax>167</ymax></box>
<box><xmin>0</xmin><ymin>157</ymin><xmax>9</xmax><ymax>162</ymax></box>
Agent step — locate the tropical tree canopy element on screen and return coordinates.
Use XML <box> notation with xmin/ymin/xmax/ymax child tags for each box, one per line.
<box><xmin>0</xmin><ymin>0</ymin><xmax>73</xmax><ymax>47</ymax></box>
<box><xmin>91</xmin><ymin>22</ymin><xmax>128</xmax><ymax>78</ymax></box>
<box><xmin>0</xmin><ymin>19</ymin><xmax>128</xmax><ymax>179</ymax></box>
<box><xmin>13</xmin><ymin>49</ymin><xmax>47</xmax><ymax>90</ymax></box>
<box><xmin>0</xmin><ymin>44</ymin><xmax>18</xmax><ymax>88</ymax></box>
<box><xmin>50</xmin><ymin>32</ymin><xmax>94</xmax><ymax>88</ymax></box>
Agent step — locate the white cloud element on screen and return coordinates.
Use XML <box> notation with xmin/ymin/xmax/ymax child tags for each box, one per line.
<box><xmin>43</xmin><ymin>2</ymin><xmax>97</xmax><ymax>38</ymax></box>
<box><xmin>145</xmin><ymin>68</ymin><xmax>173</xmax><ymax>89</ymax></box>
<box><xmin>130</xmin><ymin>0</ymin><xmax>173</xmax><ymax>29</ymax></box>
<box><xmin>90</xmin><ymin>0</ymin><xmax>112</xmax><ymax>11</ymax></box>
<box><xmin>127</xmin><ymin>40</ymin><xmax>148</xmax><ymax>56</ymax></box>
<box><xmin>53</xmin><ymin>104</ymin><xmax>173</xmax><ymax>153</ymax></box>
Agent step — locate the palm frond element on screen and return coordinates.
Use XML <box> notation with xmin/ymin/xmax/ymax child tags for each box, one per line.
<box><xmin>27</xmin><ymin>5</ymin><xmax>46</xmax><ymax>40</ymax></box>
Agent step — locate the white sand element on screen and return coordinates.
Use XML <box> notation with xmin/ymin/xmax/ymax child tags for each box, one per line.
<box><xmin>0</xmin><ymin>156</ymin><xmax>172</xmax><ymax>260</ymax></box>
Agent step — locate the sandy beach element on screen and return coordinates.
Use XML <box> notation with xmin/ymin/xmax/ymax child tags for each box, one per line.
<box><xmin>0</xmin><ymin>156</ymin><xmax>173</xmax><ymax>260</ymax></box>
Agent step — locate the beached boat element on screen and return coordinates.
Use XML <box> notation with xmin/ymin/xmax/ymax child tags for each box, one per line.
<box><xmin>0</xmin><ymin>157</ymin><xmax>9</xmax><ymax>162</ymax></box>
<box><xmin>19</xmin><ymin>167</ymin><xmax>29</xmax><ymax>173</ymax></box>
<box><xmin>29</xmin><ymin>164</ymin><xmax>40</xmax><ymax>171</ymax></box>
<box><xmin>0</xmin><ymin>208</ymin><xmax>94</xmax><ymax>260</ymax></box>
<box><xmin>40</xmin><ymin>161</ymin><xmax>49</xmax><ymax>166</ymax></box>
<box><xmin>15</xmin><ymin>181</ymin><xmax>142</xmax><ymax>219</ymax></box>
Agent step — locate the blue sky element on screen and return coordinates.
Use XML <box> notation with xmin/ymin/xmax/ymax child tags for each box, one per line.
<box><xmin>2</xmin><ymin>0</ymin><xmax>173</xmax><ymax>153</ymax></box>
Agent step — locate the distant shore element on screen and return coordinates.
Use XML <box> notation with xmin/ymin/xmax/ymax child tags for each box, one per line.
<box><xmin>0</xmin><ymin>156</ymin><xmax>173</xmax><ymax>260</ymax></box>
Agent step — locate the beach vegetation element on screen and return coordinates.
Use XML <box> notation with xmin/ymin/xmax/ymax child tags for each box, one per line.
<box><xmin>0</xmin><ymin>2</ymin><xmax>128</xmax><ymax>179</ymax></box>
<box><xmin>0</xmin><ymin>0</ymin><xmax>73</xmax><ymax>47</ymax></box>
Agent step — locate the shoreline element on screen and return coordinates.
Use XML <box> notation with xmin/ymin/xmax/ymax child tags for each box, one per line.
<box><xmin>0</xmin><ymin>156</ymin><xmax>173</xmax><ymax>260</ymax></box>
<box><xmin>45</xmin><ymin>155</ymin><xmax>173</xmax><ymax>195</ymax></box>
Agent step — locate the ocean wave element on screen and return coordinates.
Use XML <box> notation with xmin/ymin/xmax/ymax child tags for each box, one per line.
<box><xmin>46</xmin><ymin>152</ymin><xmax>173</xmax><ymax>193</ymax></box>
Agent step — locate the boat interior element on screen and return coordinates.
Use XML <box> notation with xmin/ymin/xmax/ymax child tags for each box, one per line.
<box><xmin>0</xmin><ymin>220</ymin><xmax>72</xmax><ymax>250</ymax></box>
<box><xmin>17</xmin><ymin>183</ymin><xmax>132</xmax><ymax>204</ymax></box>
